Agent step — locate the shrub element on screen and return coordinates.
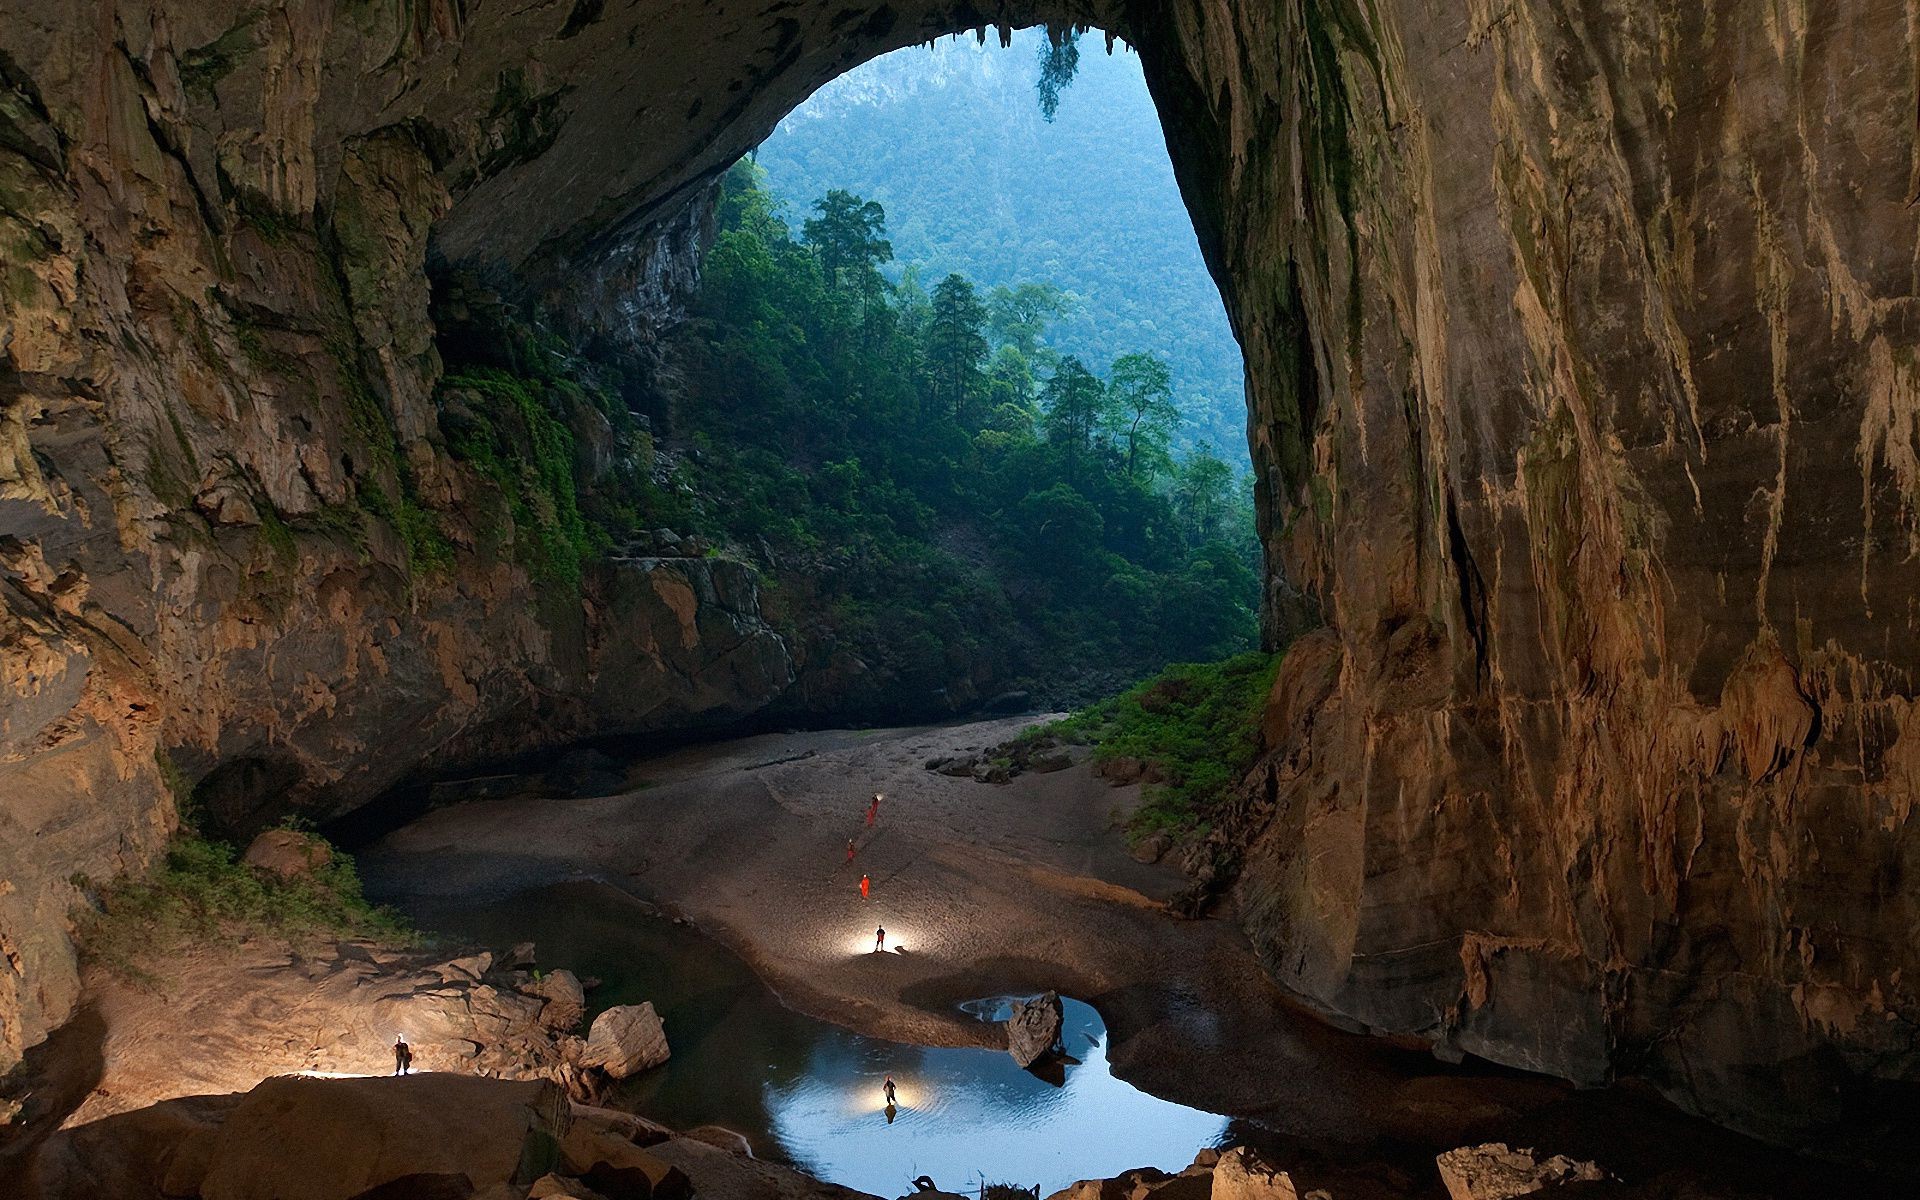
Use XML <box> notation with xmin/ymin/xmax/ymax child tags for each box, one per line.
<box><xmin>76</xmin><ymin>835</ymin><xmax>413</xmax><ymax>984</ymax></box>
<box><xmin>1050</xmin><ymin>650</ymin><xmax>1280</xmax><ymax>839</ymax></box>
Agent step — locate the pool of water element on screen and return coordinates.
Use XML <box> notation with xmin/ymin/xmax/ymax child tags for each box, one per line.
<box><xmin>395</xmin><ymin>880</ymin><xmax>1228</xmax><ymax>1197</ymax></box>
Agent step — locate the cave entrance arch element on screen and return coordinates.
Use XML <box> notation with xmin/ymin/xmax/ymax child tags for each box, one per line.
<box><xmin>413</xmin><ymin>2</ymin><xmax>1307</xmax><ymax>644</ymax></box>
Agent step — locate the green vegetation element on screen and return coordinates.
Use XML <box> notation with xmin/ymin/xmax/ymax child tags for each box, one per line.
<box><xmin>677</xmin><ymin>164</ymin><xmax>1259</xmax><ymax>697</ymax></box>
<box><xmin>439</xmin><ymin>367</ymin><xmax>597</xmax><ymax>585</ymax></box>
<box><xmin>755</xmin><ymin>28</ymin><xmax>1249</xmax><ymax>467</ymax></box>
<box><xmin>76</xmin><ymin>834</ymin><xmax>412</xmax><ymax>983</ymax></box>
<box><xmin>1043</xmin><ymin>650</ymin><xmax>1280</xmax><ymax>838</ymax></box>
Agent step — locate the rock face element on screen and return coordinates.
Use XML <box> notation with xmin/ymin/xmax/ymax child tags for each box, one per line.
<box><xmin>580</xmin><ymin>1003</ymin><xmax>670</xmax><ymax>1080</ymax></box>
<box><xmin>1433</xmin><ymin>1144</ymin><xmax>1606</xmax><ymax>1200</ymax></box>
<box><xmin>184</xmin><ymin>1074</ymin><xmax>571</xmax><ymax>1200</ymax></box>
<box><xmin>3</xmin><ymin>0</ymin><xmax>1920</xmax><ymax>1151</ymax></box>
<box><xmin>1207</xmin><ymin>1148</ymin><xmax>1302</xmax><ymax>1200</ymax></box>
<box><xmin>1006</xmin><ymin>991</ymin><xmax>1064</xmax><ymax>1068</ymax></box>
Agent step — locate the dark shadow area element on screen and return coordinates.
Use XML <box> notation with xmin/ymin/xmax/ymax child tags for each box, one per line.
<box><xmin>0</xmin><ymin>1005</ymin><xmax>107</xmax><ymax>1192</ymax></box>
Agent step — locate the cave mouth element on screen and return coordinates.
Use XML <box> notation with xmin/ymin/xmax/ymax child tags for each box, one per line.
<box><xmin>404</xmin><ymin>24</ymin><xmax>1267</xmax><ymax>763</ymax></box>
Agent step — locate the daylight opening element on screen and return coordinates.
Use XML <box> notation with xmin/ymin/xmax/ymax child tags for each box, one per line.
<box><xmin>670</xmin><ymin>28</ymin><xmax>1260</xmax><ymax>717</ymax></box>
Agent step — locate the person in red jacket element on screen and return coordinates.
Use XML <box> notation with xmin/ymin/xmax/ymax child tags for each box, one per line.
<box><xmin>860</xmin><ymin>873</ymin><xmax>871</xmax><ymax>900</ymax></box>
<box><xmin>846</xmin><ymin>837</ymin><xmax>857</xmax><ymax>863</ymax></box>
<box><xmin>866</xmin><ymin>793</ymin><xmax>882</xmax><ymax>825</ymax></box>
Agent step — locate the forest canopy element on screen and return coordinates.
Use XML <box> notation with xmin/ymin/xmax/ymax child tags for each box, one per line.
<box><xmin>670</xmin><ymin>162</ymin><xmax>1261</xmax><ymax>706</ymax></box>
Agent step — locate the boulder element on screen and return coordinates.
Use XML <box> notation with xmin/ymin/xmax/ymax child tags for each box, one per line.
<box><xmin>1006</xmin><ymin>991</ymin><xmax>1064</xmax><ymax>1068</ymax></box>
<box><xmin>1434</xmin><ymin>1144</ymin><xmax>1606</xmax><ymax>1200</ymax></box>
<box><xmin>1209</xmin><ymin>1147</ymin><xmax>1300</xmax><ymax>1200</ymax></box>
<box><xmin>562</xmin><ymin>1123</ymin><xmax>692</xmax><ymax>1200</ymax></box>
<box><xmin>190</xmin><ymin>1074</ymin><xmax>571</xmax><ymax>1200</ymax></box>
<box><xmin>240</xmin><ymin>830</ymin><xmax>333</xmax><ymax>882</ymax></box>
<box><xmin>526</xmin><ymin>970</ymin><xmax>588</xmax><ymax>1032</ymax></box>
<box><xmin>581</xmin><ymin>1003</ymin><xmax>670</xmax><ymax>1079</ymax></box>
<box><xmin>1026</xmin><ymin>748</ymin><xmax>1075</xmax><ymax>773</ymax></box>
<box><xmin>1130</xmin><ymin>832</ymin><xmax>1173</xmax><ymax>865</ymax></box>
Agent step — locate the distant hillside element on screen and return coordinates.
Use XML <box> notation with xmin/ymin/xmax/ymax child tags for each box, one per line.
<box><xmin>754</xmin><ymin>30</ymin><xmax>1249</xmax><ymax>469</ymax></box>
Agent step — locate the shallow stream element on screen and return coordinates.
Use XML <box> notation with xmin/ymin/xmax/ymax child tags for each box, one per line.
<box><xmin>397</xmin><ymin>880</ymin><xmax>1228</xmax><ymax>1198</ymax></box>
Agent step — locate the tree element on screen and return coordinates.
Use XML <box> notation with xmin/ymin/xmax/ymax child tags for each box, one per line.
<box><xmin>1040</xmin><ymin>355</ymin><xmax>1110</xmax><ymax>480</ymax></box>
<box><xmin>1106</xmin><ymin>352</ymin><xmax>1179</xmax><ymax>479</ymax></box>
<box><xmin>1174</xmin><ymin>445</ymin><xmax>1235</xmax><ymax>544</ymax></box>
<box><xmin>803</xmin><ymin>190</ymin><xmax>894</xmax><ymax>327</ymax></box>
<box><xmin>987</xmin><ymin>282</ymin><xmax>1074</xmax><ymax>361</ymax></box>
<box><xmin>924</xmin><ymin>273</ymin><xmax>990</xmax><ymax>420</ymax></box>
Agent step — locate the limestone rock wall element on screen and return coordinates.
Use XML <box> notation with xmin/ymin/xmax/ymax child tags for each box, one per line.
<box><xmin>1126</xmin><ymin>0</ymin><xmax>1920</xmax><ymax>1140</ymax></box>
<box><xmin>0</xmin><ymin>1</ymin><xmax>806</xmax><ymax>1070</ymax></box>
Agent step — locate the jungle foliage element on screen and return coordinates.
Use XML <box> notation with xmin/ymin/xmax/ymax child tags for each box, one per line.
<box><xmin>674</xmin><ymin>164</ymin><xmax>1260</xmax><ymax>696</ymax></box>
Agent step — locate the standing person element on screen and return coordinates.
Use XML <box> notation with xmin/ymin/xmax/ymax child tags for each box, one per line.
<box><xmin>875</xmin><ymin>926</ymin><xmax>887</xmax><ymax>953</ymax></box>
<box><xmin>393</xmin><ymin>1035</ymin><xmax>412</xmax><ymax>1076</ymax></box>
<box><xmin>866</xmin><ymin>793</ymin><xmax>881</xmax><ymax>826</ymax></box>
<box><xmin>860</xmin><ymin>873</ymin><xmax>870</xmax><ymax>900</ymax></box>
<box><xmin>846</xmin><ymin>837</ymin><xmax>857</xmax><ymax>863</ymax></box>
<box><xmin>883</xmin><ymin>1073</ymin><xmax>897</xmax><ymax>1105</ymax></box>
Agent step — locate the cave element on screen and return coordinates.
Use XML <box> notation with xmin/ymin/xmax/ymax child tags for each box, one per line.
<box><xmin>5</xmin><ymin>1</ymin><xmax>1920</xmax><ymax>1196</ymax></box>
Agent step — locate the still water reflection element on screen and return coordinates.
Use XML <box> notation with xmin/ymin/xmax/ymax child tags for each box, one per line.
<box><xmin>397</xmin><ymin>881</ymin><xmax>1227</xmax><ymax>1197</ymax></box>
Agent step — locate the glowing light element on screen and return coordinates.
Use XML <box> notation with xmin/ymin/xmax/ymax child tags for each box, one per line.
<box><xmin>844</xmin><ymin>923</ymin><xmax>918</xmax><ymax>958</ymax></box>
<box><xmin>847</xmin><ymin>1074</ymin><xmax>922</xmax><ymax>1115</ymax></box>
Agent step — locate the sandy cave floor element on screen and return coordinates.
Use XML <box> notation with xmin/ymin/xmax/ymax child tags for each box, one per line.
<box><xmin>356</xmin><ymin>718</ymin><xmax>1905</xmax><ymax>1198</ymax></box>
<box><xmin>3</xmin><ymin>717</ymin><xmax>1910</xmax><ymax>1199</ymax></box>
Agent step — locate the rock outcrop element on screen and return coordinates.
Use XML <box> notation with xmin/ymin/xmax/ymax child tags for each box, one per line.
<box><xmin>181</xmin><ymin>1074</ymin><xmax>572</xmax><ymax>1200</ymax></box>
<box><xmin>3</xmin><ymin>0</ymin><xmax>1920</xmax><ymax>1152</ymax></box>
<box><xmin>1006</xmin><ymin>991</ymin><xmax>1063</xmax><ymax>1068</ymax></box>
<box><xmin>24</xmin><ymin>1072</ymin><xmax>829</xmax><ymax>1200</ymax></box>
<box><xmin>1433</xmin><ymin>1144</ymin><xmax>1607</xmax><ymax>1200</ymax></box>
<box><xmin>239</xmin><ymin>830</ymin><xmax>333</xmax><ymax>881</ymax></box>
<box><xmin>579</xmin><ymin>1003</ymin><xmax>670</xmax><ymax>1081</ymax></box>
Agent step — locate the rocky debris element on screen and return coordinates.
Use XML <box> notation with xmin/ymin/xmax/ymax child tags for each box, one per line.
<box><xmin>561</xmin><ymin>1110</ymin><xmax>694</xmax><ymax>1200</ymax></box>
<box><xmin>525</xmin><ymin>969</ymin><xmax>588</xmax><ymax>1032</ymax></box>
<box><xmin>1092</xmin><ymin>757</ymin><xmax>1165</xmax><ymax>787</ymax></box>
<box><xmin>239</xmin><ymin>830</ymin><xmax>334</xmax><ymax>882</ymax></box>
<box><xmin>528</xmin><ymin>1175</ymin><xmax>605</xmax><ymax>1200</ymax></box>
<box><xmin>1006</xmin><ymin>991</ymin><xmax>1064</xmax><ymax>1068</ymax></box>
<box><xmin>179</xmin><ymin>1074</ymin><xmax>571</xmax><ymax>1200</ymax></box>
<box><xmin>1208</xmin><ymin>1148</ymin><xmax>1311</xmax><ymax>1200</ymax></box>
<box><xmin>1130</xmin><ymin>832</ymin><xmax>1174</xmax><ymax>865</ymax></box>
<box><xmin>1433</xmin><ymin>1144</ymin><xmax>1606</xmax><ymax>1200</ymax></box>
<box><xmin>1040</xmin><ymin>1148</ymin><xmax>1333</xmax><ymax>1200</ymax></box>
<box><xmin>926</xmin><ymin>731</ymin><xmax>1090</xmax><ymax>786</ymax></box>
<box><xmin>580</xmin><ymin>1003</ymin><xmax>671</xmax><ymax>1079</ymax></box>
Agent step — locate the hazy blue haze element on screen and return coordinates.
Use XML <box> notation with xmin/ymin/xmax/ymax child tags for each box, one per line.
<box><xmin>756</xmin><ymin>30</ymin><xmax>1250</xmax><ymax>469</ymax></box>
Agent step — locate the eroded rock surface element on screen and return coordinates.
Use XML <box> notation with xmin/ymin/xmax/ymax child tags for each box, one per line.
<box><xmin>580</xmin><ymin>1003</ymin><xmax>670</xmax><ymax>1081</ymax></box>
<box><xmin>2</xmin><ymin>0</ymin><xmax>1919</xmax><ymax>1153</ymax></box>
<box><xmin>1433</xmin><ymin>1144</ymin><xmax>1606</xmax><ymax>1200</ymax></box>
<box><xmin>1006</xmin><ymin>990</ymin><xmax>1064</xmax><ymax>1068</ymax></box>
